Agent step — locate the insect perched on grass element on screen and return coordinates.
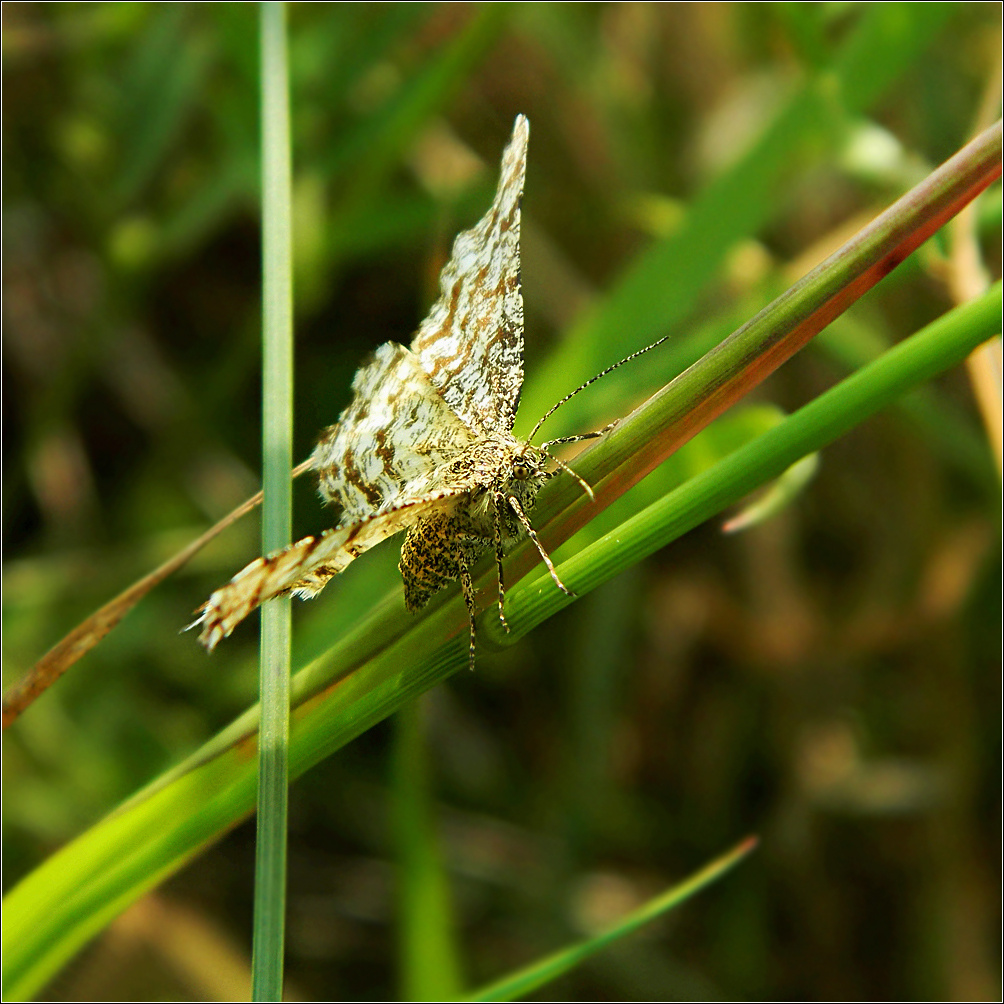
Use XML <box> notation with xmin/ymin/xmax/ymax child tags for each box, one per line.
<box><xmin>194</xmin><ymin>115</ymin><xmax>665</xmax><ymax>669</ymax></box>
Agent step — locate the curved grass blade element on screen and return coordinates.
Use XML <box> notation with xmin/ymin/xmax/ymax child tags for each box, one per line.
<box><xmin>719</xmin><ymin>452</ymin><xmax>820</xmax><ymax>535</ymax></box>
<box><xmin>467</xmin><ymin>837</ymin><xmax>759</xmax><ymax>1003</ymax></box>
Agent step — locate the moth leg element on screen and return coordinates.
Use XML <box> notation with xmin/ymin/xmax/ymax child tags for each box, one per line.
<box><xmin>506</xmin><ymin>495</ymin><xmax>574</xmax><ymax>597</ymax></box>
<box><xmin>539</xmin><ymin>421</ymin><xmax>617</xmax><ymax>450</ymax></box>
<box><xmin>533</xmin><ymin>447</ymin><xmax>596</xmax><ymax>501</ymax></box>
<box><xmin>492</xmin><ymin>493</ymin><xmax>510</xmax><ymax>633</ymax></box>
<box><xmin>457</xmin><ymin>551</ymin><xmax>477</xmax><ymax>672</ymax></box>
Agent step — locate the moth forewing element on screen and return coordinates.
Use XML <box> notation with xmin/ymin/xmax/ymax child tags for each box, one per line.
<box><xmin>195</xmin><ymin>116</ymin><xmax>535</xmax><ymax>664</ymax></box>
<box><xmin>194</xmin><ymin>111</ymin><xmax>664</xmax><ymax>670</ymax></box>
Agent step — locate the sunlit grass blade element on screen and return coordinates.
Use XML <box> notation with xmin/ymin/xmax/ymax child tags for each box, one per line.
<box><xmin>253</xmin><ymin>3</ymin><xmax>293</xmax><ymax>1000</ymax></box>
<box><xmin>719</xmin><ymin>452</ymin><xmax>820</xmax><ymax>535</ymax></box>
<box><xmin>467</xmin><ymin>837</ymin><xmax>759</xmax><ymax>1002</ymax></box>
<box><xmin>816</xmin><ymin>312</ymin><xmax>997</xmax><ymax>487</ymax></box>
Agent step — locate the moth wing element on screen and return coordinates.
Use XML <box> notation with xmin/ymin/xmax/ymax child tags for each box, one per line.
<box><xmin>409</xmin><ymin>114</ymin><xmax>527</xmax><ymax>437</ymax></box>
<box><xmin>311</xmin><ymin>342</ymin><xmax>475</xmax><ymax>524</ymax></box>
<box><xmin>194</xmin><ymin>488</ymin><xmax>473</xmax><ymax>651</ymax></box>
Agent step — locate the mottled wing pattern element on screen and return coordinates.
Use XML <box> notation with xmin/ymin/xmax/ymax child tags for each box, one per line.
<box><xmin>195</xmin><ymin>488</ymin><xmax>475</xmax><ymax>650</ymax></box>
<box><xmin>195</xmin><ymin>115</ymin><xmax>533</xmax><ymax>654</ymax></box>
<box><xmin>311</xmin><ymin>342</ymin><xmax>475</xmax><ymax>524</ymax></box>
<box><xmin>409</xmin><ymin>114</ymin><xmax>528</xmax><ymax>437</ymax></box>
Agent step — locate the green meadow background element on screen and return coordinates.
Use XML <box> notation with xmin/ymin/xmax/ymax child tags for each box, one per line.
<box><xmin>3</xmin><ymin>3</ymin><xmax>1000</xmax><ymax>1000</ymax></box>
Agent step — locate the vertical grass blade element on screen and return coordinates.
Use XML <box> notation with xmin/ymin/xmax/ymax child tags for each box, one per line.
<box><xmin>392</xmin><ymin>702</ymin><xmax>465</xmax><ymax>1001</ymax></box>
<box><xmin>254</xmin><ymin>3</ymin><xmax>293</xmax><ymax>1000</ymax></box>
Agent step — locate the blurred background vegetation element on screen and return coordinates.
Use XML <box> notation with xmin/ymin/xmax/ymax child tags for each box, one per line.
<box><xmin>2</xmin><ymin>3</ymin><xmax>1000</xmax><ymax>1000</ymax></box>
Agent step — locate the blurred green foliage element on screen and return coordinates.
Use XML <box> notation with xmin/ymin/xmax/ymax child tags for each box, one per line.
<box><xmin>3</xmin><ymin>3</ymin><xmax>1000</xmax><ymax>1000</ymax></box>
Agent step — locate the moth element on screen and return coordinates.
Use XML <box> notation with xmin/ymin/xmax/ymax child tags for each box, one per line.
<box><xmin>195</xmin><ymin>115</ymin><xmax>660</xmax><ymax>668</ymax></box>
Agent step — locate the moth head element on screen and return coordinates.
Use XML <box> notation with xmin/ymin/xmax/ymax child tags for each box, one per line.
<box><xmin>519</xmin><ymin>442</ymin><xmax>594</xmax><ymax>502</ymax></box>
<box><xmin>511</xmin><ymin>450</ymin><xmax>540</xmax><ymax>481</ymax></box>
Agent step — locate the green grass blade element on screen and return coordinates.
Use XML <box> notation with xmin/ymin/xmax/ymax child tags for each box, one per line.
<box><xmin>314</xmin><ymin>4</ymin><xmax>511</xmax><ymax>291</ymax></box>
<box><xmin>111</xmin><ymin>5</ymin><xmax>210</xmax><ymax>208</ymax></box>
<box><xmin>393</xmin><ymin>702</ymin><xmax>465</xmax><ymax>1001</ymax></box>
<box><xmin>467</xmin><ymin>837</ymin><xmax>759</xmax><ymax>1002</ymax></box>
<box><xmin>331</xmin><ymin>4</ymin><xmax>510</xmax><ymax>208</ymax></box>
<box><xmin>816</xmin><ymin>312</ymin><xmax>997</xmax><ymax>487</ymax></box>
<box><xmin>253</xmin><ymin>3</ymin><xmax>293</xmax><ymax>1000</ymax></box>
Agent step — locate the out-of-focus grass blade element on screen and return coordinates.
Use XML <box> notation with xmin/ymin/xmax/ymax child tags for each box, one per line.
<box><xmin>393</xmin><ymin>702</ymin><xmax>465</xmax><ymax>1002</ymax></box>
<box><xmin>111</xmin><ymin>5</ymin><xmax>210</xmax><ymax>208</ymax></box>
<box><xmin>316</xmin><ymin>4</ymin><xmax>512</xmax><ymax>291</ymax></box>
<box><xmin>304</xmin><ymin>5</ymin><xmax>432</xmax><ymax>106</ymax></box>
<box><xmin>720</xmin><ymin>453</ymin><xmax>820</xmax><ymax>535</ymax></box>
<box><xmin>833</xmin><ymin>1</ymin><xmax>957</xmax><ymax>113</ymax></box>
<box><xmin>157</xmin><ymin>153</ymin><xmax>259</xmax><ymax>262</ymax></box>
<box><xmin>321</xmin><ymin>4</ymin><xmax>509</xmax><ymax>195</ymax></box>
<box><xmin>466</xmin><ymin>837</ymin><xmax>759</xmax><ymax>1003</ymax></box>
<box><xmin>816</xmin><ymin>312</ymin><xmax>997</xmax><ymax>487</ymax></box>
<box><xmin>519</xmin><ymin>2</ymin><xmax>957</xmax><ymax>434</ymax></box>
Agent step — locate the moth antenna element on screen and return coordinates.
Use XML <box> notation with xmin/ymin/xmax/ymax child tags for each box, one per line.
<box><xmin>536</xmin><ymin>446</ymin><xmax>595</xmax><ymax>501</ymax></box>
<box><xmin>540</xmin><ymin>421</ymin><xmax>617</xmax><ymax>452</ymax></box>
<box><xmin>526</xmin><ymin>333</ymin><xmax>672</xmax><ymax>445</ymax></box>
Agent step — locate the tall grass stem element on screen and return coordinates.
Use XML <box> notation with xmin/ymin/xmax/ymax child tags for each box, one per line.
<box><xmin>254</xmin><ymin>3</ymin><xmax>293</xmax><ymax>999</ymax></box>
